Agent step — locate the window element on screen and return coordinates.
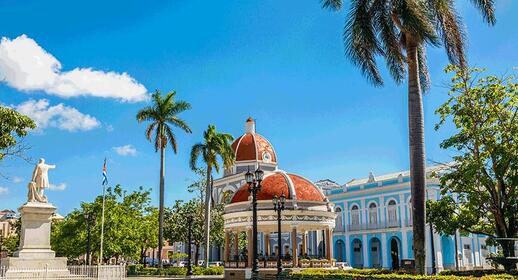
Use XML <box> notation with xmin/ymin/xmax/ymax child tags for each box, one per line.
<box><xmin>408</xmin><ymin>198</ymin><xmax>413</xmax><ymax>225</ymax></box>
<box><xmin>368</xmin><ymin>203</ymin><xmax>378</xmax><ymax>224</ymax></box>
<box><xmin>464</xmin><ymin>244</ymin><xmax>471</xmax><ymax>250</ymax></box>
<box><xmin>387</xmin><ymin>200</ymin><xmax>397</xmax><ymax>224</ymax></box>
<box><xmin>335</xmin><ymin>208</ymin><xmax>343</xmax><ymax>230</ymax></box>
<box><xmin>351</xmin><ymin>205</ymin><xmax>360</xmax><ymax>225</ymax></box>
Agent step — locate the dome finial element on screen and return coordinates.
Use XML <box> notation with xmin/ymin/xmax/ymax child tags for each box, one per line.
<box><xmin>245</xmin><ymin>117</ymin><xmax>255</xmax><ymax>133</ymax></box>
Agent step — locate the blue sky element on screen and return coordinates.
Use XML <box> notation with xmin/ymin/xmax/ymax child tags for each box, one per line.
<box><xmin>0</xmin><ymin>0</ymin><xmax>516</xmax><ymax>215</ymax></box>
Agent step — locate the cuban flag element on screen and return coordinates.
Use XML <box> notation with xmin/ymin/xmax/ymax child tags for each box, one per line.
<box><xmin>102</xmin><ymin>158</ymin><xmax>108</xmax><ymax>186</ymax></box>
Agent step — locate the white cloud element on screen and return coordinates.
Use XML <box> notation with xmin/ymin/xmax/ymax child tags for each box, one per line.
<box><xmin>0</xmin><ymin>187</ymin><xmax>8</xmax><ymax>195</ymax></box>
<box><xmin>0</xmin><ymin>35</ymin><xmax>148</xmax><ymax>102</ymax></box>
<box><xmin>48</xmin><ymin>183</ymin><xmax>66</xmax><ymax>191</ymax></box>
<box><xmin>14</xmin><ymin>99</ymin><xmax>100</xmax><ymax>132</ymax></box>
<box><xmin>12</xmin><ymin>176</ymin><xmax>23</xmax><ymax>183</ymax></box>
<box><xmin>105</xmin><ymin>124</ymin><xmax>114</xmax><ymax>132</ymax></box>
<box><xmin>113</xmin><ymin>144</ymin><xmax>137</xmax><ymax>156</ymax></box>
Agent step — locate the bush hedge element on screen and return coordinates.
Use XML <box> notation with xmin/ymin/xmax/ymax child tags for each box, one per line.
<box><xmin>289</xmin><ymin>269</ymin><xmax>516</xmax><ymax>280</ymax></box>
<box><xmin>126</xmin><ymin>264</ymin><xmax>223</xmax><ymax>276</ymax></box>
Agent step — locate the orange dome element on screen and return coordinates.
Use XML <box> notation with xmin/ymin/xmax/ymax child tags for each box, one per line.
<box><xmin>231</xmin><ymin>118</ymin><xmax>277</xmax><ymax>163</ymax></box>
<box><xmin>230</xmin><ymin>171</ymin><xmax>325</xmax><ymax>203</ymax></box>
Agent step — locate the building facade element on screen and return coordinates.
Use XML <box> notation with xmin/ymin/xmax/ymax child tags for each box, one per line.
<box><xmin>326</xmin><ymin>168</ymin><xmax>496</xmax><ymax>272</ymax></box>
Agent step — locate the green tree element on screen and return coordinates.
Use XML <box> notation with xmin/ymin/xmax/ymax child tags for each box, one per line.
<box><xmin>51</xmin><ymin>185</ymin><xmax>158</xmax><ymax>263</ymax></box>
<box><xmin>189</xmin><ymin>125</ymin><xmax>234</xmax><ymax>267</ymax></box>
<box><xmin>429</xmin><ymin>65</ymin><xmax>517</xmax><ymax>271</ymax></box>
<box><xmin>320</xmin><ymin>0</ymin><xmax>496</xmax><ymax>273</ymax></box>
<box><xmin>136</xmin><ymin>90</ymin><xmax>192</xmax><ymax>268</ymax></box>
<box><xmin>0</xmin><ymin>106</ymin><xmax>35</xmax><ymax>162</ymax></box>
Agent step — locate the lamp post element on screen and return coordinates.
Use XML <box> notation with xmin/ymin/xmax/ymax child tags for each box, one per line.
<box><xmin>273</xmin><ymin>193</ymin><xmax>286</xmax><ymax>276</ymax></box>
<box><xmin>83</xmin><ymin>211</ymin><xmax>94</xmax><ymax>265</ymax></box>
<box><xmin>187</xmin><ymin>213</ymin><xmax>193</xmax><ymax>276</ymax></box>
<box><xmin>245</xmin><ymin>168</ymin><xmax>264</xmax><ymax>279</ymax></box>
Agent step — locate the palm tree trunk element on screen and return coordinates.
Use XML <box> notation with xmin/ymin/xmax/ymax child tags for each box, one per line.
<box><xmin>406</xmin><ymin>38</ymin><xmax>427</xmax><ymax>275</ymax></box>
<box><xmin>158</xmin><ymin>145</ymin><xmax>165</xmax><ymax>269</ymax></box>
<box><xmin>203</xmin><ymin>165</ymin><xmax>212</xmax><ymax>268</ymax></box>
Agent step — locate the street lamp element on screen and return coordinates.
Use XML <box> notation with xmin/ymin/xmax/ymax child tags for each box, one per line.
<box><xmin>83</xmin><ymin>211</ymin><xmax>94</xmax><ymax>265</ymax></box>
<box><xmin>187</xmin><ymin>213</ymin><xmax>193</xmax><ymax>276</ymax></box>
<box><xmin>245</xmin><ymin>168</ymin><xmax>264</xmax><ymax>278</ymax></box>
<box><xmin>273</xmin><ymin>193</ymin><xmax>286</xmax><ymax>276</ymax></box>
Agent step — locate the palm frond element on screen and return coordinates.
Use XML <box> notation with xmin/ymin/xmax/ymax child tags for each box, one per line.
<box><xmin>470</xmin><ymin>0</ymin><xmax>496</xmax><ymax>25</ymax></box>
<box><xmin>190</xmin><ymin>143</ymin><xmax>206</xmax><ymax>171</ymax></box>
<box><xmin>154</xmin><ymin>124</ymin><xmax>163</xmax><ymax>152</ymax></box>
<box><xmin>164</xmin><ymin>125</ymin><xmax>178</xmax><ymax>153</ymax></box>
<box><xmin>397</xmin><ymin>0</ymin><xmax>439</xmax><ymax>45</ymax></box>
<box><xmin>344</xmin><ymin>0</ymin><xmax>383</xmax><ymax>86</ymax></box>
<box><xmin>170</xmin><ymin>100</ymin><xmax>192</xmax><ymax>116</ymax></box>
<box><xmin>145</xmin><ymin>122</ymin><xmax>158</xmax><ymax>142</ymax></box>
<box><xmin>429</xmin><ymin>0</ymin><xmax>466</xmax><ymax>67</ymax></box>
<box><xmin>136</xmin><ymin>107</ymin><xmax>158</xmax><ymax>123</ymax></box>
<box><xmin>166</xmin><ymin>116</ymin><xmax>192</xmax><ymax>134</ymax></box>
<box><xmin>375</xmin><ymin>3</ymin><xmax>406</xmax><ymax>84</ymax></box>
<box><xmin>321</xmin><ymin>0</ymin><xmax>342</xmax><ymax>10</ymax></box>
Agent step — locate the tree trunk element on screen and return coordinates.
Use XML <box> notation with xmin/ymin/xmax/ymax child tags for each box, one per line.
<box><xmin>195</xmin><ymin>243</ymin><xmax>200</xmax><ymax>267</ymax></box>
<box><xmin>203</xmin><ymin>165</ymin><xmax>212</xmax><ymax>267</ymax></box>
<box><xmin>158</xmin><ymin>145</ymin><xmax>165</xmax><ymax>269</ymax></box>
<box><xmin>406</xmin><ymin>38</ymin><xmax>427</xmax><ymax>275</ymax></box>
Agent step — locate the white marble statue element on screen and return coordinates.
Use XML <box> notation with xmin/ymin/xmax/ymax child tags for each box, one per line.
<box><xmin>27</xmin><ymin>158</ymin><xmax>56</xmax><ymax>203</ymax></box>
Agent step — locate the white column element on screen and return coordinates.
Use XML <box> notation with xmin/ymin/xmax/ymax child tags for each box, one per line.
<box><xmin>380</xmin><ymin>196</ymin><xmax>385</xmax><ymax>224</ymax></box>
<box><xmin>434</xmin><ymin>231</ymin><xmax>443</xmax><ymax>270</ymax></box>
<box><xmin>425</xmin><ymin>225</ymin><xmax>431</xmax><ymax>272</ymax></box>
<box><xmin>345</xmin><ymin>234</ymin><xmax>350</xmax><ymax>263</ymax></box>
<box><xmin>399</xmin><ymin>193</ymin><xmax>406</xmax><ymax>227</ymax></box>
<box><xmin>344</xmin><ymin>201</ymin><xmax>349</xmax><ymax>231</ymax></box>
<box><xmin>361</xmin><ymin>199</ymin><xmax>366</xmax><ymax>225</ymax></box>
<box><xmin>362</xmin><ymin>234</ymin><xmax>369</xmax><ymax>268</ymax></box>
<box><xmin>381</xmin><ymin>233</ymin><xmax>388</xmax><ymax>268</ymax></box>
<box><xmin>475</xmin><ymin>235</ymin><xmax>481</xmax><ymax>267</ymax></box>
<box><xmin>402</xmin><ymin>230</ymin><xmax>409</xmax><ymax>259</ymax></box>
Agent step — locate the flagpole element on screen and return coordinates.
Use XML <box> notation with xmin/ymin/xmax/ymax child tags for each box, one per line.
<box><xmin>99</xmin><ymin>182</ymin><xmax>106</xmax><ymax>265</ymax></box>
<box><xmin>99</xmin><ymin>158</ymin><xmax>108</xmax><ymax>265</ymax></box>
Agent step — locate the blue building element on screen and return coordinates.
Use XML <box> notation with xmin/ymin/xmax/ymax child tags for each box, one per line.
<box><xmin>326</xmin><ymin>167</ymin><xmax>496</xmax><ymax>272</ymax></box>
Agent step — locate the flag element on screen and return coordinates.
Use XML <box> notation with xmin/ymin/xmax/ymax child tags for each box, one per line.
<box><xmin>102</xmin><ymin>158</ymin><xmax>108</xmax><ymax>186</ymax></box>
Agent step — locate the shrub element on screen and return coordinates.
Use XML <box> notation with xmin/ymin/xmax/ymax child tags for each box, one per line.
<box><xmin>439</xmin><ymin>270</ymin><xmax>518</xmax><ymax>277</ymax></box>
<box><xmin>289</xmin><ymin>269</ymin><xmax>516</xmax><ymax>280</ymax></box>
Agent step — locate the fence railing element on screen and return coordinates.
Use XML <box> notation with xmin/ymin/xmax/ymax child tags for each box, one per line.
<box><xmin>347</xmin><ymin>220</ymin><xmax>402</xmax><ymax>232</ymax></box>
<box><xmin>0</xmin><ymin>265</ymin><xmax>126</xmax><ymax>280</ymax></box>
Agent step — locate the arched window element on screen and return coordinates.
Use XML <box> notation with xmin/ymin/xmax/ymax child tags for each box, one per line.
<box><xmin>387</xmin><ymin>200</ymin><xmax>398</xmax><ymax>225</ymax></box>
<box><xmin>368</xmin><ymin>203</ymin><xmax>378</xmax><ymax>225</ymax></box>
<box><xmin>335</xmin><ymin>208</ymin><xmax>343</xmax><ymax>230</ymax></box>
<box><xmin>351</xmin><ymin>205</ymin><xmax>360</xmax><ymax>225</ymax></box>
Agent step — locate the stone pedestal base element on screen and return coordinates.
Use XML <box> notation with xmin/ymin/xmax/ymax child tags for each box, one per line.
<box><xmin>0</xmin><ymin>202</ymin><xmax>70</xmax><ymax>278</ymax></box>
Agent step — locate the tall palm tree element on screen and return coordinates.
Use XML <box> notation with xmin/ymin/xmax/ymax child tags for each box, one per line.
<box><xmin>190</xmin><ymin>125</ymin><xmax>234</xmax><ymax>267</ymax></box>
<box><xmin>136</xmin><ymin>90</ymin><xmax>192</xmax><ymax>268</ymax></box>
<box><xmin>321</xmin><ymin>0</ymin><xmax>495</xmax><ymax>274</ymax></box>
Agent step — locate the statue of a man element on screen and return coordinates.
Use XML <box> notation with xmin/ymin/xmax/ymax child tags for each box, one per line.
<box><xmin>28</xmin><ymin>158</ymin><xmax>56</xmax><ymax>203</ymax></box>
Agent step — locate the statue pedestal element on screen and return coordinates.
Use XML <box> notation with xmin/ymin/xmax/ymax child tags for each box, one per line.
<box><xmin>0</xmin><ymin>202</ymin><xmax>69</xmax><ymax>277</ymax></box>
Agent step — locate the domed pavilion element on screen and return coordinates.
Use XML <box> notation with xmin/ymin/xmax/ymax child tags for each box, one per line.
<box><xmin>213</xmin><ymin>118</ymin><xmax>336</xmax><ymax>278</ymax></box>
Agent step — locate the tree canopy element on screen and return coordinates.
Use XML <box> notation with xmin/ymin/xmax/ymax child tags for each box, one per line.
<box><xmin>428</xmin><ymin>65</ymin><xmax>517</xmax><ymax>271</ymax></box>
<box><xmin>51</xmin><ymin>185</ymin><xmax>158</xmax><ymax>263</ymax></box>
<box><xmin>0</xmin><ymin>106</ymin><xmax>35</xmax><ymax>161</ymax></box>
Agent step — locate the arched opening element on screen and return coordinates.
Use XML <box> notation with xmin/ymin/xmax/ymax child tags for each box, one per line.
<box><xmin>335</xmin><ymin>207</ymin><xmax>343</xmax><ymax>231</ymax></box>
<box><xmin>352</xmin><ymin>239</ymin><xmax>363</xmax><ymax>268</ymax></box>
<box><xmin>387</xmin><ymin>200</ymin><xmax>398</xmax><ymax>227</ymax></box>
<box><xmin>370</xmin><ymin>238</ymin><xmax>382</xmax><ymax>268</ymax></box>
<box><xmin>368</xmin><ymin>202</ymin><xmax>378</xmax><ymax>227</ymax></box>
<box><xmin>350</xmin><ymin>205</ymin><xmax>360</xmax><ymax>227</ymax></box>
<box><xmin>390</xmin><ymin>237</ymin><xmax>400</xmax><ymax>270</ymax></box>
<box><xmin>335</xmin><ymin>240</ymin><xmax>345</xmax><ymax>262</ymax></box>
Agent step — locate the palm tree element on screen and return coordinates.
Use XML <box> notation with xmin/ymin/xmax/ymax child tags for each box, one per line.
<box><xmin>190</xmin><ymin>124</ymin><xmax>234</xmax><ymax>267</ymax></box>
<box><xmin>321</xmin><ymin>0</ymin><xmax>495</xmax><ymax>274</ymax></box>
<box><xmin>136</xmin><ymin>90</ymin><xmax>192</xmax><ymax>268</ymax></box>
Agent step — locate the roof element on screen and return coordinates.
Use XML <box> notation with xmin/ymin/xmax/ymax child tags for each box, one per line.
<box><xmin>344</xmin><ymin>165</ymin><xmax>449</xmax><ymax>187</ymax></box>
<box><xmin>230</xmin><ymin>171</ymin><xmax>326</xmax><ymax>203</ymax></box>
